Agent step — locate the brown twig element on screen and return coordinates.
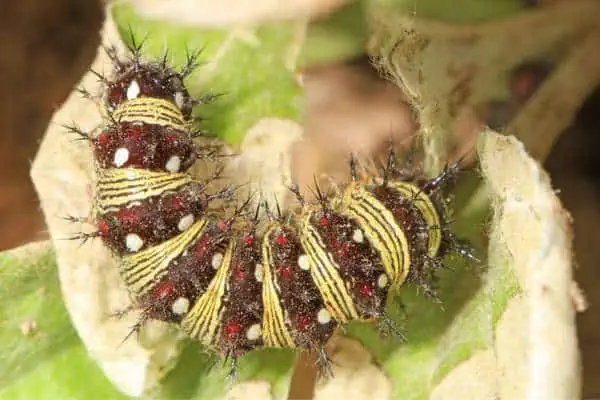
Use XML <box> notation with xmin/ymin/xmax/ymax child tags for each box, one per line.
<box><xmin>288</xmin><ymin>351</ymin><xmax>319</xmax><ymax>399</ymax></box>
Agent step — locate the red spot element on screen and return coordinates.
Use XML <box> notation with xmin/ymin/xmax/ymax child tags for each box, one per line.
<box><xmin>232</xmin><ymin>263</ymin><xmax>247</xmax><ymax>281</ymax></box>
<box><xmin>125</xmin><ymin>127</ymin><xmax>142</xmax><ymax>141</ymax></box>
<box><xmin>336</xmin><ymin>242</ymin><xmax>352</xmax><ymax>258</ymax></box>
<box><xmin>166</xmin><ymin>134</ymin><xmax>177</xmax><ymax>144</ymax></box>
<box><xmin>153</xmin><ymin>281</ymin><xmax>175</xmax><ymax>299</ymax></box>
<box><xmin>194</xmin><ymin>235</ymin><xmax>210</xmax><ymax>256</ymax></box>
<box><xmin>393</xmin><ymin>207</ymin><xmax>407</xmax><ymax>219</ymax></box>
<box><xmin>97</xmin><ymin>131</ymin><xmax>109</xmax><ymax>146</ymax></box>
<box><xmin>235</xmin><ymin>269</ymin><xmax>247</xmax><ymax>282</ymax></box>
<box><xmin>359</xmin><ymin>283</ymin><xmax>373</xmax><ymax>297</ymax></box>
<box><xmin>243</xmin><ymin>233</ymin><xmax>254</xmax><ymax>247</ymax></box>
<box><xmin>170</xmin><ymin>195</ymin><xmax>184</xmax><ymax>209</ymax></box>
<box><xmin>217</xmin><ymin>220</ymin><xmax>228</xmax><ymax>231</ymax></box>
<box><xmin>109</xmin><ymin>83</ymin><xmax>124</xmax><ymax>105</ymax></box>
<box><xmin>275</xmin><ymin>233</ymin><xmax>288</xmax><ymax>246</ymax></box>
<box><xmin>97</xmin><ymin>220</ymin><xmax>109</xmax><ymax>237</ymax></box>
<box><xmin>319</xmin><ymin>216</ymin><xmax>329</xmax><ymax>227</ymax></box>
<box><xmin>277</xmin><ymin>265</ymin><xmax>292</xmax><ymax>280</ymax></box>
<box><xmin>296</xmin><ymin>314</ymin><xmax>311</xmax><ymax>331</ymax></box>
<box><xmin>224</xmin><ymin>320</ymin><xmax>241</xmax><ymax>339</ymax></box>
<box><xmin>329</xmin><ymin>238</ymin><xmax>339</xmax><ymax>250</ymax></box>
<box><xmin>116</xmin><ymin>208</ymin><xmax>137</xmax><ymax>224</ymax></box>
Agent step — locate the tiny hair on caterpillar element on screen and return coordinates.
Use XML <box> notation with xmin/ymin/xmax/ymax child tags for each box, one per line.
<box><xmin>66</xmin><ymin>33</ymin><xmax>477</xmax><ymax>379</ymax></box>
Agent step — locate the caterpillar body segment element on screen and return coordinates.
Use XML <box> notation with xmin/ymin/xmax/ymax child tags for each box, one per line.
<box><xmin>104</xmin><ymin>58</ymin><xmax>197</xmax><ymax>119</ymax></box>
<box><xmin>302</xmin><ymin>206</ymin><xmax>392</xmax><ymax>322</ymax></box>
<box><xmin>122</xmin><ymin>217</ymin><xmax>210</xmax><ymax>296</ymax></box>
<box><xmin>261</xmin><ymin>222</ymin><xmax>337</xmax><ymax>349</ymax></box>
<box><xmin>336</xmin><ymin>182</ymin><xmax>411</xmax><ymax>287</ymax></box>
<box><xmin>134</xmin><ymin>221</ymin><xmax>231</xmax><ymax>325</ymax></box>
<box><xmin>113</xmin><ymin>97</ymin><xmax>188</xmax><ymax>131</ymax></box>
<box><xmin>92</xmin><ymin>121</ymin><xmax>198</xmax><ymax>173</ymax></box>
<box><xmin>384</xmin><ymin>180</ymin><xmax>443</xmax><ymax>258</ymax></box>
<box><xmin>94</xmin><ymin>168</ymin><xmax>193</xmax><ymax>213</ymax></box>
<box><xmin>215</xmin><ymin>230</ymin><xmax>265</xmax><ymax>356</ymax></box>
<box><xmin>181</xmin><ymin>240</ymin><xmax>235</xmax><ymax>347</ymax></box>
<box><xmin>260</xmin><ymin>223</ymin><xmax>300</xmax><ymax>349</ymax></box>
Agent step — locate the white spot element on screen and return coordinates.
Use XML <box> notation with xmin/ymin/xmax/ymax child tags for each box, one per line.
<box><xmin>377</xmin><ymin>273</ymin><xmax>389</xmax><ymax>289</ymax></box>
<box><xmin>125</xmin><ymin>233</ymin><xmax>144</xmax><ymax>252</ymax></box>
<box><xmin>113</xmin><ymin>147</ymin><xmax>130</xmax><ymax>167</ymax></box>
<box><xmin>165</xmin><ymin>155</ymin><xmax>181</xmax><ymax>173</ymax></box>
<box><xmin>171</xmin><ymin>297</ymin><xmax>190</xmax><ymax>315</ymax></box>
<box><xmin>246</xmin><ymin>323</ymin><xmax>262</xmax><ymax>341</ymax></box>
<box><xmin>126</xmin><ymin>169</ymin><xmax>137</xmax><ymax>180</ymax></box>
<box><xmin>254</xmin><ymin>264</ymin><xmax>264</xmax><ymax>282</ymax></box>
<box><xmin>174</xmin><ymin>91</ymin><xmax>185</xmax><ymax>109</ymax></box>
<box><xmin>352</xmin><ymin>228</ymin><xmax>364</xmax><ymax>243</ymax></box>
<box><xmin>298</xmin><ymin>254</ymin><xmax>310</xmax><ymax>271</ymax></box>
<box><xmin>177</xmin><ymin>213</ymin><xmax>194</xmax><ymax>232</ymax></box>
<box><xmin>126</xmin><ymin>80</ymin><xmax>141</xmax><ymax>100</ymax></box>
<box><xmin>317</xmin><ymin>308</ymin><xmax>331</xmax><ymax>325</ymax></box>
<box><xmin>211</xmin><ymin>252</ymin><xmax>223</xmax><ymax>269</ymax></box>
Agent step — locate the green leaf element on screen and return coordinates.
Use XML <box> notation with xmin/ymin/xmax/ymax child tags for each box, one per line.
<box><xmin>0</xmin><ymin>244</ymin><xmax>127</xmax><ymax>400</ymax></box>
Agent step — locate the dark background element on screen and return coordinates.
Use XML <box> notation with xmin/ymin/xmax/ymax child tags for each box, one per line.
<box><xmin>1</xmin><ymin>0</ymin><xmax>598</xmax><ymax>397</ymax></box>
<box><xmin>0</xmin><ymin>1</ymin><xmax>102</xmax><ymax>249</ymax></box>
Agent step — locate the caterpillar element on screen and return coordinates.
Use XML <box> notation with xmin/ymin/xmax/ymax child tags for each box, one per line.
<box><xmin>69</xmin><ymin>37</ymin><xmax>475</xmax><ymax>377</ymax></box>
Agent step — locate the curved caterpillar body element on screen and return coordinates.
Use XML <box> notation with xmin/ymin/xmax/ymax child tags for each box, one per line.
<box><xmin>73</xmin><ymin>41</ymin><xmax>474</xmax><ymax>374</ymax></box>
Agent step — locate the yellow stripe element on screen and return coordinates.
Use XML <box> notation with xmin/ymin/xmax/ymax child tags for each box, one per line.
<box><xmin>121</xmin><ymin>218</ymin><xmax>208</xmax><ymax>295</ymax></box>
<box><xmin>96</xmin><ymin>168</ymin><xmax>191</xmax><ymax>213</ymax></box>
<box><xmin>299</xmin><ymin>214</ymin><xmax>359</xmax><ymax>323</ymax></box>
<box><xmin>261</xmin><ymin>224</ymin><xmax>295</xmax><ymax>348</ymax></box>
<box><xmin>113</xmin><ymin>97</ymin><xmax>186</xmax><ymax>130</ymax></box>
<box><xmin>389</xmin><ymin>181</ymin><xmax>442</xmax><ymax>258</ymax></box>
<box><xmin>340</xmin><ymin>183</ymin><xmax>410</xmax><ymax>286</ymax></box>
<box><xmin>181</xmin><ymin>242</ymin><xmax>234</xmax><ymax>347</ymax></box>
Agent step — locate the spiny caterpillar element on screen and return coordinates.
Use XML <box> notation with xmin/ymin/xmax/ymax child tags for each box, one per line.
<box><xmin>68</xmin><ymin>35</ymin><xmax>475</xmax><ymax>376</ymax></box>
